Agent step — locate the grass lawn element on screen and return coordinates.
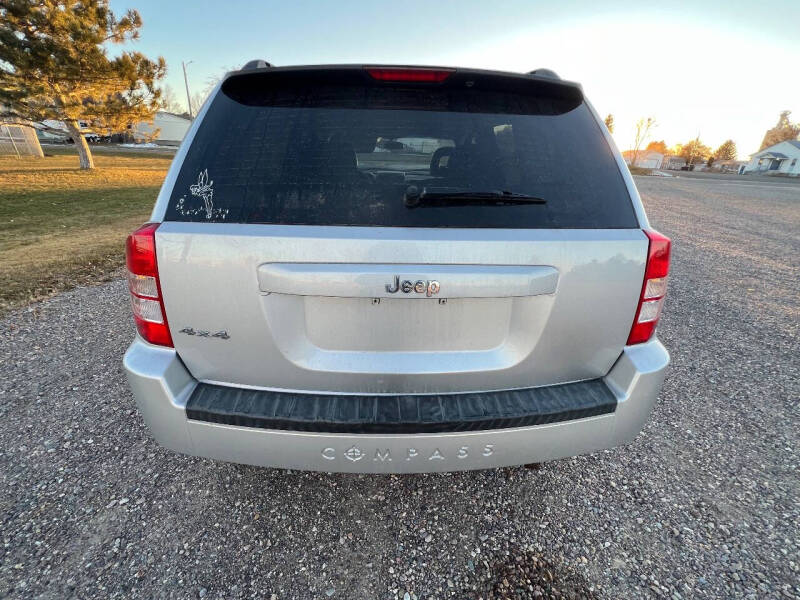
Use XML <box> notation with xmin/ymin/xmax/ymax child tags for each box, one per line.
<box><xmin>627</xmin><ymin>165</ymin><xmax>654</xmax><ymax>176</ymax></box>
<box><xmin>0</xmin><ymin>148</ymin><xmax>172</xmax><ymax>315</ymax></box>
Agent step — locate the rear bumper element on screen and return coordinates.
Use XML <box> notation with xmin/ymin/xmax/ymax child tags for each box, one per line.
<box><xmin>123</xmin><ymin>339</ymin><xmax>669</xmax><ymax>473</ymax></box>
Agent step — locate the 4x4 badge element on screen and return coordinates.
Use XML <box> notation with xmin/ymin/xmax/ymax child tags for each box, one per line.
<box><xmin>179</xmin><ymin>327</ymin><xmax>229</xmax><ymax>340</ymax></box>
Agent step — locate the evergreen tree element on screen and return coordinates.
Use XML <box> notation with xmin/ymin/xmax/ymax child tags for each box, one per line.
<box><xmin>678</xmin><ymin>138</ymin><xmax>712</xmax><ymax>164</ymax></box>
<box><xmin>0</xmin><ymin>0</ymin><xmax>166</xmax><ymax>169</ymax></box>
<box><xmin>604</xmin><ymin>114</ymin><xmax>614</xmax><ymax>133</ymax></box>
<box><xmin>758</xmin><ymin>111</ymin><xmax>800</xmax><ymax>151</ymax></box>
<box><xmin>714</xmin><ymin>139</ymin><xmax>738</xmax><ymax>161</ymax></box>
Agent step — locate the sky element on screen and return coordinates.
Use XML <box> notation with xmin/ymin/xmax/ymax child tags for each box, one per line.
<box><xmin>110</xmin><ymin>0</ymin><xmax>800</xmax><ymax>159</ymax></box>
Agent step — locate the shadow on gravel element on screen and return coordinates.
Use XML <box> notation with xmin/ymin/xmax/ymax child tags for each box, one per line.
<box><xmin>469</xmin><ymin>547</ymin><xmax>600</xmax><ymax>600</ymax></box>
<box><xmin>188</xmin><ymin>460</ymin><xmax>602</xmax><ymax>599</ymax></box>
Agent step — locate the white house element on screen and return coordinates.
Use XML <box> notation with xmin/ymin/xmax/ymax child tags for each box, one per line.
<box><xmin>743</xmin><ymin>140</ymin><xmax>800</xmax><ymax>176</ymax></box>
<box><xmin>712</xmin><ymin>159</ymin><xmax>747</xmax><ymax>173</ymax></box>
<box><xmin>35</xmin><ymin>119</ymin><xmax>97</xmax><ymax>142</ymax></box>
<box><xmin>133</xmin><ymin>111</ymin><xmax>192</xmax><ymax>146</ymax></box>
<box><xmin>623</xmin><ymin>150</ymin><xmax>664</xmax><ymax>169</ymax></box>
<box><xmin>662</xmin><ymin>155</ymin><xmax>686</xmax><ymax>170</ymax></box>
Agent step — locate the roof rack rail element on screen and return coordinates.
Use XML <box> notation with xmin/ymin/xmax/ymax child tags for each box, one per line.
<box><xmin>241</xmin><ymin>59</ymin><xmax>272</xmax><ymax>70</ymax></box>
<box><xmin>528</xmin><ymin>68</ymin><xmax>561</xmax><ymax>80</ymax></box>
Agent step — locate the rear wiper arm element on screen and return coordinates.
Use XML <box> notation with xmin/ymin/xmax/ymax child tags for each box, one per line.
<box><xmin>404</xmin><ymin>186</ymin><xmax>546</xmax><ymax>208</ymax></box>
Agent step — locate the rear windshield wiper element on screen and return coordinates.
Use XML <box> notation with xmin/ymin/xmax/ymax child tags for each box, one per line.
<box><xmin>404</xmin><ymin>186</ymin><xmax>546</xmax><ymax>208</ymax></box>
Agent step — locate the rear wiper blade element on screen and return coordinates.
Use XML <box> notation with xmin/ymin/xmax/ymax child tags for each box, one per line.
<box><xmin>404</xmin><ymin>186</ymin><xmax>546</xmax><ymax>208</ymax></box>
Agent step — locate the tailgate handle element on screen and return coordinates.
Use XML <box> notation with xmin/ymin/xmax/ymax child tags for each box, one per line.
<box><xmin>258</xmin><ymin>264</ymin><xmax>558</xmax><ymax>298</ymax></box>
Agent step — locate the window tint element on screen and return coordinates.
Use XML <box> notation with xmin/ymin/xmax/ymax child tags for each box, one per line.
<box><xmin>165</xmin><ymin>77</ymin><xmax>637</xmax><ymax>228</ymax></box>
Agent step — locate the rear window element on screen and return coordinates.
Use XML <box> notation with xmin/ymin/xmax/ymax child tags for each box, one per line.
<box><xmin>165</xmin><ymin>69</ymin><xmax>637</xmax><ymax>228</ymax></box>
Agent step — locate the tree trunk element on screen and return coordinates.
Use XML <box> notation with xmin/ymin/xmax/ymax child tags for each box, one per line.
<box><xmin>64</xmin><ymin>120</ymin><xmax>95</xmax><ymax>170</ymax></box>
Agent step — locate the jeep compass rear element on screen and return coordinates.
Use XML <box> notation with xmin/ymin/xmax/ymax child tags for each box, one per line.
<box><xmin>123</xmin><ymin>63</ymin><xmax>670</xmax><ymax>472</ymax></box>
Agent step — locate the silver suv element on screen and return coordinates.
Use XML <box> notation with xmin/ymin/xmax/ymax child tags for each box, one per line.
<box><xmin>123</xmin><ymin>63</ymin><xmax>670</xmax><ymax>472</ymax></box>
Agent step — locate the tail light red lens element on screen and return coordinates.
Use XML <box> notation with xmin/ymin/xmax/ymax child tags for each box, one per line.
<box><xmin>125</xmin><ymin>223</ymin><xmax>173</xmax><ymax>347</ymax></box>
<box><xmin>627</xmin><ymin>230</ymin><xmax>671</xmax><ymax>345</ymax></box>
<box><xmin>365</xmin><ymin>67</ymin><xmax>454</xmax><ymax>83</ymax></box>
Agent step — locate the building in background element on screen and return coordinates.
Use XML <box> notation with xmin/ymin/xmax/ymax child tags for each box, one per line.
<box><xmin>662</xmin><ymin>155</ymin><xmax>686</xmax><ymax>170</ymax></box>
<box><xmin>743</xmin><ymin>140</ymin><xmax>800</xmax><ymax>176</ymax></box>
<box><xmin>622</xmin><ymin>149</ymin><xmax>664</xmax><ymax>169</ymax></box>
<box><xmin>34</xmin><ymin>119</ymin><xmax>102</xmax><ymax>143</ymax></box>
<box><xmin>28</xmin><ymin>113</ymin><xmax>191</xmax><ymax>147</ymax></box>
<box><xmin>132</xmin><ymin>111</ymin><xmax>192</xmax><ymax>146</ymax></box>
<box><xmin>711</xmin><ymin>159</ymin><xmax>747</xmax><ymax>173</ymax></box>
<box><xmin>0</xmin><ymin>120</ymin><xmax>44</xmax><ymax>157</ymax></box>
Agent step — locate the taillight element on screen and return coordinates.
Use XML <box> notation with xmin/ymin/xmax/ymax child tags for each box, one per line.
<box><xmin>125</xmin><ymin>223</ymin><xmax>173</xmax><ymax>347</ymax></box>
<box><xmin>365</xmin><ymin>67</ymin><xmax>454</xmax><ymax>82</ymax></box>
<box><xmin>627</xmin><ymin>230</ymin><xmax>671</xmax><ymax>345</ymax></box>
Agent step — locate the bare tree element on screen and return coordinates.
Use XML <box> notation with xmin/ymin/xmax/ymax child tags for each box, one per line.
<box><xmin>184</xmin><ymin>64</ymin><xmax>251</xmax><ymax>117</ymax></box>
<box><xmin>190</xmin><ymin>91</ymin><xmax>208</xmax><ymax>117</ymax></box>
<box><xmin>630</xmin><ymin>117</ymin><xmax>656</xmax><ymax>167</ymax></box>
<box><xmin>160</xmin><ymin>84</ymin><xmax>185</xmax><ymax>114</ymax></box>
<box><xmin>184</xmin><ymin>65</ymin><xmax>242</xmax><ymax>116</ymax></box>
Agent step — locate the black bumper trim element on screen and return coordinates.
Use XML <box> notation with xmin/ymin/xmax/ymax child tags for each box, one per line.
<box><xmin>185</xmin><ymin>379</ymin><xmax>617</xmax><ymax>434</ymax></box>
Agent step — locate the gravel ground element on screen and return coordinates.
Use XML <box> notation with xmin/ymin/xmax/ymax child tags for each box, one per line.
<box><xmin>1</xmin><ymin>177</ymin><xmax>798</xmax><ymax>599</ymax></box>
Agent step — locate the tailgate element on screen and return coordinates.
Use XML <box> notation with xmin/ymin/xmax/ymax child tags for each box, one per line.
<box><xmin>156</xmin><ymin>224</ymin><xmax>646</xmax><ymax>394</ymax></box>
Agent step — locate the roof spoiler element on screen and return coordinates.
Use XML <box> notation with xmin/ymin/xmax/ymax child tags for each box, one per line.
<box><xmin>239</xmin><ymin>62</ymin><xmax>562</xmax><ymax>80</ymax></box>
<box><xmin>223</xmin><ymin>65</ymin><xmax>583</xmax><ymax>109</ymax></box>
<box><xmin>528</xmin><ymin>68</ymin><xmax>560</xmax><ymax>80</ymax></box>
<box><xmin>241</xmin><ymin>59</ymin><xmax>272</xmax><ymax>70</ymax></box>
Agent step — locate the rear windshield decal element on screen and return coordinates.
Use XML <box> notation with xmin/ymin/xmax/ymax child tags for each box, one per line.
<box><xmin>175</xmin><ymin>169</ymin><xmax>228</xmax><ymax>220</ymax></box>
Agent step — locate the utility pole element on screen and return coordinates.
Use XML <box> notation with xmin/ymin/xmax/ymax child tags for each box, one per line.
<box><xmin>182</xmin><ymin>60</ymin><xmax>194</xmax><ymax>119</ymax></box>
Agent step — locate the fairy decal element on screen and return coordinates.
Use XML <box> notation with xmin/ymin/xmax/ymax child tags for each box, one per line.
<box><xmin>190</xmin><ymin>169</ymin><xmax>214</xmax><ymax>219</ymax></box>
<box><xmin>174</xmin><ymin>169</ymin><xmax>228</xmax><ymax>220</ymax></box>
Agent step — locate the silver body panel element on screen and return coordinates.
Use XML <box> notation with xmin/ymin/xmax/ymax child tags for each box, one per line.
<box><xmin>155</xmin><ymin>224</ymin><xmax>647</xmax><ymax>394</ymax></box>
<box><xmin>123</xmin><ymin>337</ymin><xmax>669</xmax><ymax>473</ymax></box>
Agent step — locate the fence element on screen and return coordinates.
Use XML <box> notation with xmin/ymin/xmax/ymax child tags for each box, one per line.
<box><xmin>0</xmin><ymin>123</ymin><xmax>44</xmax><ymax>157</ymax></box>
